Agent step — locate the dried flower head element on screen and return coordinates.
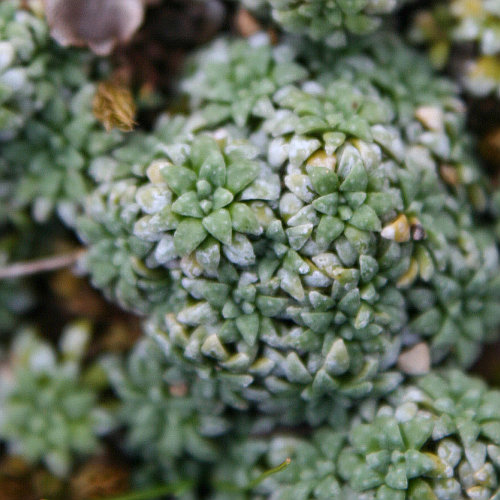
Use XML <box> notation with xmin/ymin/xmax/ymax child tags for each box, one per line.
<box><xmin>93</xmin><ymin>80</ymin><xmax>136</xmax><ymax>132</ymax></box>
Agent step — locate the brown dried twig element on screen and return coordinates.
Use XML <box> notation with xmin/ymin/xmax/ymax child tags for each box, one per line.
<box><xmin>0</xmin><ymin>249</ymin><xmax>86</xmax><ymax>280</ymax></box>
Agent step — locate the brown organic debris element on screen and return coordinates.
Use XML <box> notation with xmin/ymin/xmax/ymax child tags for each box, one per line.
<box><xmin>170</xmin><ymin>382</ymin><xmax>189</xmax><ymax>397</ymax></box>
<box><xmin>440</xmin><ymin>164</ymin><xmax>459</xmax><ymax>185</ymax></box>
<box><xmin>43</xmin><ymin>0</ymin><xmax>144</xmax><ymax>55</ymax></box>
<box><xmin>32</xmin><ymin>469</ymin><xmax>65</xmax><ymax>499</ymax></box>
<box><xmin>50</xmin><ymin>269</ymin><xmax>107</xmax><ymax>319</ymax></box>
<box><xmin>0</xmin><ymin>477</ymin><xmax>36</xmax><ymax>500</ymax></box>
<box><xmin>480</xmin><ymin>127</ymin><xmax>500</xmax><ymax>168</ymax></box>
<box><xmin>98</xmin><ymin>319</ymin><xmax>142</xmax><ymax>353</ymax></box>
<box><xmin>70</xmin><ymin>457</ymin><xmax>130</xmax><ymax>500</ymax></box>
<box><xmin>409</xmin><ymin>217</ymin><xmax>426</xmax><ymax>241</ymax></box>
<box><xmin>93</xmin><ymin>81</ymin><xmax>136</xmax><ymax>132</ymax></box>
<box><xmin>0</xmin><ymin>248</ymin><xmax>86</xmax><ymax>280</ymax></box>
<box><xmin>236</xmin><ymin>8</ymin><xmax>262</xmax><ymax>37</ymax></box>
<box><xmin>0</xmin><ymin>457</ymin><xmax>63</xmax><ymax>500</ymax></box>
<box><xmin>0</xmin><ymin>457</ymin><xmax>31</xmax><ymax>477</ymax></box>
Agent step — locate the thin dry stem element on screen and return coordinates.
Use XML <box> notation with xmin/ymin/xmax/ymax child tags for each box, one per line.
<box><xmin>0</xmin><ymin>248</ymin><xmax>86</xmax><ymax>279</ymax></box>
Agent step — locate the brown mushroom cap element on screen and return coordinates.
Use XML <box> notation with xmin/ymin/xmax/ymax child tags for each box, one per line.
<box><xmin>44</xmin><ymin>0</ymin><xmax>144</xmax><ymax>55</ymax></box>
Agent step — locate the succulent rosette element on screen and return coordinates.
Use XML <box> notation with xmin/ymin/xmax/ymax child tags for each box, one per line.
<box><xmin>235</xmin><ymin>0</ymin><xmax>406</xmax><ymax>45</ymax></box>
<box><xmin>131</xmin><ymin>133</ymin><xmax>280</xmax><ymax>261</ymax></box>
<box><xmin>0</xmin><ymin>0</ymin><xmax>123</xmax><ymax>226</ymax></box>
<box><xmin>182</xmin><ymin>35</ymin><xmax>308</xmax><ymax>128</ymax></box>
<box><xmin>0</xmin><ymin>0</ymin><xmax>55</xmax><ymax>140</ymax></box>
<box><xmin>104</xmin><ymin>339</ymin><xmax>231</xmax><ymax>471</ymax></box>
<box><xmin>211</xmin><ymin>370</ymin><xmax>500</xmax><ymax>500</ymax></box>
<box><xmin>1</xmin><ymin>1</ymin><xmax>500</xmax><ymax>497</ymax></box>
<box><xmin>0</xmin><ymin>323</ymin><xmax>113</xmax><ymax>477</ymax></box>
<box><xmin>76</xmin><ymin>34</ymin><xmax>500</xmax><ymax>422</ymax></box>
<box><xmin>139</xmin><ymin>34</ymin><xmax>500</xmax><ymax>418</ymax></box>
<box><xmin>76</xmin><ymin>117</ymin><xmax>186</xmax><ymax>313</ymax></box>
<box><xmin>78</xmin><ymin>117</ymin><xmax>281</xmax><ymax>314</ymax></box>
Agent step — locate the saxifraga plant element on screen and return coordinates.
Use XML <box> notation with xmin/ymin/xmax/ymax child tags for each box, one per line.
<box><xmin>2</xmin><ymin>0</ymin><xmax>500</xmax><ymax>498</ymax></box>
<box><xmin>0</xmin><ymin>0</ymin><xmax>123</xmax><ymax>227</ymax></box>
<box><xmin>78</xmin><ymin>33</ymin><xmax>500</xmax><ymax>426</ymax></box>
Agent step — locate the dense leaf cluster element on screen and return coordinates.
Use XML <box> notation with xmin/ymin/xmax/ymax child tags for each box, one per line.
<box><xmin>2</xmin><ymin>1</ymin><xmax>500</xmax><ymax>498</ymax></box>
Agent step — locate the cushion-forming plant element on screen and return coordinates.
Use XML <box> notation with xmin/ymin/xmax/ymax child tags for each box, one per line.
<box><xmin>79</xmin><ymin>34</ymin><xmax>500</xmax><ymax>425</ymax></box>
<box><xmin>0</xmin><ymin>322</ymin><xmax>113</xmax><ymax>477</ymax></box>
<box><xmin>104</xmin><ymin>338</ymin><xmax>232</xmax><ymax>470</ymax></box>
<box><xmin>210</xmin><ymin>370</ymin><xmax>500</xmax><ymax>499</ymax></box>
<box><xmin>0</xmin><ymin>0</ymin><xmax>123</xmax><ymax>227</ymax></box>
<box><xmin>2</xmin><ymin>0</ymin><xmax>500</xmax><ymax>496</ymax></box>
<box><xmin>235</xmin><ymin>0</ymin><xmax>406</xmax><ymax>46</ymax></box>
